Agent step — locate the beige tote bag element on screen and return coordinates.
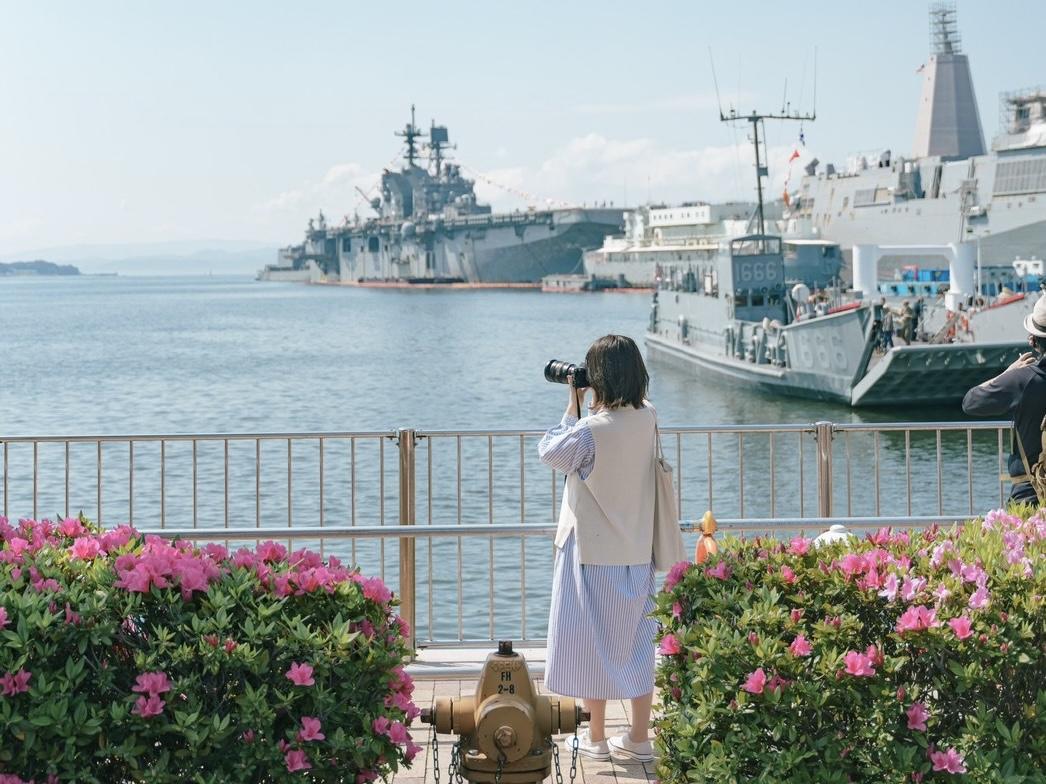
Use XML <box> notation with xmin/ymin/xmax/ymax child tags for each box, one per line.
<box><xmin>653</xmin><ymin>425</ymin><xmax>686</xmax><ymax>570</ymax></box>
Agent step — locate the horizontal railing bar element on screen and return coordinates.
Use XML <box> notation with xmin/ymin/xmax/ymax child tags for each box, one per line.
<box><xmin>2</xmin><ymin>421</ymin><xmax>1010</xmax><ymax>445</ymax></box>
<box><xmin>139</xmin><ymin>515</ymin><xmax>971</xmax><ymax>542</ymax></box>
<box><xmin>0</xmin><ymin>430</ymin><xmax>397</xmax><ymax>444</ymax></box>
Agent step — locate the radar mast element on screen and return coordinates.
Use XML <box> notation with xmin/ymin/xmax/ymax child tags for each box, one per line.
<box><xmin>396</xmin><ymin>104</ymin><xmax>427</xmax><ymax>168</ymax></box>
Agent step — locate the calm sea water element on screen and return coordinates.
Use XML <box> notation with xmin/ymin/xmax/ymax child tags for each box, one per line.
<box><xmin>0</xmin><ymin>275</ymin><xmax>1006</xmax><ymax>642</ymax></box>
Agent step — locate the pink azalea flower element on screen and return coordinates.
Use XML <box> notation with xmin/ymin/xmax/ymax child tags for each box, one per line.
<box><xmin>948</xmin><ymin>616</ymin><xmax>973</xmax><ymax>640</ymax></box>
<box><xmin>69</xmin><ymin>537</ymin><xmax>103</xmax><ymax>560</ymax></box>
<box><xmin>297</xmin><ymin>716</ymin><xmax>325</xmax><ymax>742</ymax></box>
<box><xmin>671</xmin><ymin>601</ymin><xmax>683</xmax><ymax>619</ymax></box>
<box><xmin>787</xmin><ymin>536</ymin><xmax>810</xmax><ymax>556</ymax></box>
<box><xmin>0</xmin><ymin>669</ymin><xmax>31</xmax><ymax>696</ymax></box>
<box><xmin>789</xmin><ymin>634</ymin><xmax>813</xmax><ymax>657</ymax></box>
<box><xmin>900</xmin><ymin>576</ymin><xmax>927</xmax><ymax>602</ymax></box>
<box><xmin>285</xmin><ymin>662</ymin><xmax>315</xmax><ymax>686</ymax></box>
<box><xmin>132</xmin><ymin>694</ymin><xmax>165</xmax><ymax>718</ymax></box>
<box><xmin>658</xmin><ymin>633</ymin><xmax>682</xmax><ymax>656</ymax></box>
<box><xmin>878</xmin><ymin>573</ymin><xmax>899</xmax><ymax>602</ymax></box>
<box><xmin>843</xmin><ymin>650</ymin><xmax>876</xmax><ymax>677</ymax></box>
<box><xmin>285</xmin><ymin>749</ymin><xmax>312</xmax><ymax>772</ymax></box>
<box><xmin>372</xmin><ymin>716</ymin><xmax>391</xmax><ymax>735</ymax></box>
<box><xmin>388</xmin><ymin>720</ymin><xmax>410</xmax><ymax>745</ymax></box>
<box><xmin>57</xmin><ymin>517</ymin><xmax>85</xmax><ymax>537</ymax></box>
<box><xmin>405</xmin><ymin>739</ymin><xmax>423</xmax><ymax>762</ymax></box>
<box><xmin>895</xmin><ymin>605</ymin><xmax>940</xmax><ymax>634</ymax></box>
<box><xmin>257</xmin><ymin>540</ymin><xmax>288</xmax><ymax>563</ymax></box>
<box><xmin>929</xmin><ymin>747</ymin><xmax>966</xmax><ymax>774</ymax></box>
<box><xmin>132</xmin><ymin>671</ymin><xmax>172</xmax><ymax>697</ymax></box>
<box><xmin>663</xmin><ymin>560</ymin><xmax>691</xmax><ymax>590</ymax></box>
<box><xmin>0</xmin><ymin>607</ymin><xmax>8</xmax><ymax>629</ymax></box>
<box><xmin>968</xmin><ymin>585</ymin><xmax>990</xmax><ymax>610</ymax></box>
<box><xmin>361</xmin><ymin>576</ymin><xmax>392</xmax><ymax>604</ymax></box>
<box><xmin>705</xmin><ymin>561</ymin><xmax>732</xmax><ymax>580</ymax></box>
<box><xmin>789</xmin><ymin>608</ymin><xmax>804</xmax><ymax>624</ymax></box>
<box><xmin>933</xmin><ymin>583</ymin><xmax>952</xmax><ymax>602</ymax></box>
<box><xmin>741</xmin><ymin>668</ymin><xmax>767</xmax><ymax>694</ymax></box>
<box><xmin>906</xmin><ymin>702</ymin><xmax>929</xmax><ymax>731</ymax></box>
<box><xmin>241</xmin><ymin>729</ymin><xmax>255</xmax><ymax>743</ymax></box>
<box><xmin>780</xmin><ymin>566</ymin><xmax>797</xmax><ymax>584</ymax></box>
<box><xmin>356</xmin><ymin>770</ymin><xmax>379</xmax><ymax>784</ymax></box>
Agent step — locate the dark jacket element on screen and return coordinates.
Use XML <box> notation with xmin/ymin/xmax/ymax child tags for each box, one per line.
<box><xmin>962</xmin><ymin>355</ymin><xmax>1046</xmax><ymax>480</ymax></box>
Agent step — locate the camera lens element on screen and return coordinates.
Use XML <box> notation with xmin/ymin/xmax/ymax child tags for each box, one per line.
<box><xmin>544</xmin><ymin>359</ymin><xmax>588</xmax><ymax>388</ymax></box>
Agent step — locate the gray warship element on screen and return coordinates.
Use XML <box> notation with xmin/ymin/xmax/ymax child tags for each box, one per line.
<box><xmin>259</xmin><ymin>108</ymin><xmax>624</xmax><ymax>285</ymax></box>
<box><xmin>784</xmin><ymin>4</ymin><xmax>1046</xmax><ymax>268</ymax></box>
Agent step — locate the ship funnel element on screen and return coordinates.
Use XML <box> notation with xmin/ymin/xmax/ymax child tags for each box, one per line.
<box><xmin>912</xmin><ymin>3</ymin><xmax>985</xmax><ymax>159</ymax></box>
<box><xmin>946</xmin><ymin>242</ymin><xmax>976</xmax><ymax>310</ymax></box>
<box><xmin>852</xmin><ymin>245</ymin><xmax>879</xmax><ymax>300</ymax></box>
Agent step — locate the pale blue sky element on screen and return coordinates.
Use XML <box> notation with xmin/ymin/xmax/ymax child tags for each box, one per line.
<box><xmin>1</xmin><ymin>0</ymin><xmax>1042</xmax><ymax>255</ymax></box>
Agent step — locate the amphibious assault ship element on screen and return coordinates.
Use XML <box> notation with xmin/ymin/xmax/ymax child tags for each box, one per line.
<box><xmin>784</xmin><ymin>4</ymin><xmax>1046</xmax><ymax>268</ymax></box>
<box><xmin>258</xmin><ymin>109</ymin><xmax>624</xmax><ymax>285</ymax></box>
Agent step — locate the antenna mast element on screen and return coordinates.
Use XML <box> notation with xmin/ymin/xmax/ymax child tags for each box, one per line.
<box><xmin>396</xmin><ymin>104</ymin><xmax>426</xmax><ymax>168</ymax></box>
<box><xmin>720</xmin><ymin>105</ymin><xmax>815</xmax><ymax>235</ymax></box>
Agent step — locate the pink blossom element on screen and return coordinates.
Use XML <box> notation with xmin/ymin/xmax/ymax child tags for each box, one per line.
<box><xmin>705</xmin><ymin>561</ymin><xmax>732</xmax><ymax>581</ymax></box>
<box><xmin>787</xmin><ymin>536</ymin><xmax>810</xmax><ymax>556</ymax></box>
<box><xmin>286</xmin><ymin>662</ymin><xmax>315</xmax><ymax>686</ymax></box>
<box><xmin>895</xmin><ymin>605</ymin><xmax>940</xmax><ymax>634</ymax></box>
<box><xmin>780</xmin><ymin>565</ymin><xmax>797</xmax><ymax>584</ymax></box>
<box><xmin>297</xmin><ymin>716</ymin><xmax>325</xmax><ymax>742</ymax></box>
<box><xmin>789</xmin><ymin>634</ymin><xmax>813</xmax><ymax>657</ymax></box>
<box><xmin>929</xmin><ymin>747</ymin><xmax>966</xmax><ymax>774</ymax></box>
<box><xmin>900</xmin><ymin>576</ymin><xmax>927</xmax><ymax>602</ymax></box>
<box><xmin>0</xmin><ymin>669</ymin><xmax>31</xmax><ymax>696</ymax></box>
<box><xmin>388</xmin><ymin>720</ymin><xmax>410</xmax><ymax>745</ymax></box>
<box><xmin>658</xmin><ymin>633</ymin><xmax>682</xmax><ymax>656</ymax></box>
<box><xmin>257</xmin><ymin>540</ymin><xmax>288</xmax><ymax>563</ymax></box>
<box><xmin>69</xmin><ymin>537</ymin><xmax>103</xmax><ymax>560</ymax></box>
<box><xmin>356</xmin><ymin>770</ymin><xmax>379</xmax><ymax>784</ymax></box>
<box><xmin>132</xmin><ymin>694</ymin><xmax>165</xmax><ymax>718</ymax></box>
<box><xmin>58</xmin><ymin>517</ymin><xmax>85</xmax><ymax>537</ymax></box>
<box><xmin>933</xmin><ymin>583</ymin><xmax>952</xmax><ymax>602</ymax></box>
<box><xmin>789</xmin><ymin>608</ymin><xmax>804</xmax><ymax>624</ymax></box>
<box><xmin>968</xmin><ymin>585</ymin><xmax>990</xmax><ymax>610</ymax></box>
<box><xmin>224</xmin><ymin>638</ymin><xmax>238</xmax><ymax>653</ymax></box>
<box><xmin>0</xmin><ymin>607</ymin><xmax>7</xmax><ymax>629</ymax></box>
<box><xmin>663</xmin><ymin>560</ymin><xmax>691</xmax><ymax>590</ymax></box>
<box><xmin>405</xmin><ymin>739</ymin><xmax>423</xmax><ymax>762</ymax></box>
<box><xmin>906</xmin><ymin>702</ymin><xmax>929</xmax><ymax>731</ymax></box>
<box><xmin>948</xmin><ymin>616</ymin><xmax>973</xmax><ymax>640</ymax></box>
<box><xmin>241</xmin><ymin>729</ymin><xmax>255</xmax><ymax>743</ymax></box>
<box><xmin>741</xmin><ymin>668</ymin><xmax>767</xmax><ymax>694</ymax></box>
<box><xmin>766</xmin><ymin>673</ymin><xmax>790</xmax><ymax>692</ymax></box>
<box><xmin>64</xmin><ymin>602</ymin><xmax>80</xmax><ymax>625</ymax></box>
<box><xmin>878</xmin><ymin>573</ymin><xmax>899</xmax><ymax>602</ymax></box>
<box><xmin>361</xmin><ymin>576</ymin><xmax>392</xmax><ymax>604</ymax></box>
<box><xmin>132</xmin><ymin>671</ymin><xmax>172</xmax><ymax>697</ymax></box>
<box><xmin>671</xmin><ymin>601</ymin><xmax>683</xmax><ymax>619</ymax></box>
<box><xmin>843</xmin><ymin>650</ymin><xmax>876</xmax><ymax>677</ymax></box>
<box><xmin>285</xmin><ymin>749</ymin><xmax>312</xmax><ymax>772</ymax></box>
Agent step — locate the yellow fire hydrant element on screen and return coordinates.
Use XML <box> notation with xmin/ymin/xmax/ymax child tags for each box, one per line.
<box><xmin>420</xmin><ymin>641</ymin><xmax>587</xmax><ymax>783</ymax></box>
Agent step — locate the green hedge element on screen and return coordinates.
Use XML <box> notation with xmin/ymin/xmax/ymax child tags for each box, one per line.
<box><xmin>0</xmin><ymin>516</ymin><xmax>417</xmax><ymax>783</ymax></box>
<box><xmin>653</xmin><ymin>509</ymin><xmax>1045</xmax><ymax>783</ymax></box>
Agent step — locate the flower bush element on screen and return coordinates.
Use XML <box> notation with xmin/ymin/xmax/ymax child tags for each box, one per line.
<box><xmin>654</xmin><ymin>509</ymin><xmax>1045</xmax><ymax>783</ymax></box>
<box><xmin>0</xmin><ymin>515</ymin><xmax>419</xmax><ymax>783</ymax></box>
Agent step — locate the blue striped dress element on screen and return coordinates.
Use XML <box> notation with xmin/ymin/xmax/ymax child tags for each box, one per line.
<box><xmin>539</xmin><ymin>415</ymin><xmax>657</xmax><ymax>700</ymax></box>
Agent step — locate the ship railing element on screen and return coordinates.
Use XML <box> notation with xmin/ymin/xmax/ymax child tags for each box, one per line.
<box><xmin>0</xmin><ymin>420</ymin><xmax>1017</xmax><ymax>648</ymax></box>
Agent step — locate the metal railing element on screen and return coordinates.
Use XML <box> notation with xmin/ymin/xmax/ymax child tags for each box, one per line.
<box><xmin>0</xmin><ymin>419</ymin><xmax>1016</xmax><ymax>648</ymax></box>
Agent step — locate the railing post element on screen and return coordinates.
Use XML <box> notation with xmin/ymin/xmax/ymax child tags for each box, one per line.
<box><xmin>815</xmin><ymin>421</ymin><xmax>834</xmax><ymax>517</ymax></box>
<box><xmin>397</xmin><ymin>428</ymin><xmax>417</xmax><ymax>655</ymax></box>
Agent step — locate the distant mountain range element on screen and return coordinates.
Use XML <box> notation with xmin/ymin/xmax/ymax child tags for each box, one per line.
<box><xmin>0</xmin><ymin>260</ymin><xmax>80</xmax><ymax>276</ymax></box>
<box><xmin>0</xmin><ymin>241</ymin><xmax>278</xmax><ymax>276</ymax></box>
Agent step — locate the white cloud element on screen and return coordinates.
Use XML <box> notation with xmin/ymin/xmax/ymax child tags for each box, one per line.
<box><xmin>471</xmin><ymin>133</ymin><xmax>808</xmax><ymax>211</ymax></box>
<box><xmin>258</xmin><ymin>162</ymin><xmax>381</xmax><ymax>228</ymax></box>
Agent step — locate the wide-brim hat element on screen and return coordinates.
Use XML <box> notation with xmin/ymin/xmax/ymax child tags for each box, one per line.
<box><xmin>1023</xmin><ymin>294</ymin><xmax>1046</xmax><ymax>338</ymax></box>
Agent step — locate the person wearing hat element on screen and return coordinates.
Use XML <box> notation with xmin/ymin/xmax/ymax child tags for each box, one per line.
<box><xmin>962</xmin><ymin>295</ymin><xmax>1046</xmax><ymax>504</ymax></box>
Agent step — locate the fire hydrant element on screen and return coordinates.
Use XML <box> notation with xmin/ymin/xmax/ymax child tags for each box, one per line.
<box><xmin>420</xmin><ymin>641</ymin><xmax>588</xmax><ymax>783</ymax></box>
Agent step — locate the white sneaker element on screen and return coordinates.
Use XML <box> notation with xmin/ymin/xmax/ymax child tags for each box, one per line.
<box><xmin>608</xmin><ymin>730</ymin><xmax>654</xmax><ymax>762</ymax></box>
<box><xmin>563</xmin><ymin>729</ymin><xmax>610</xmax><ymax>761</ymax></box>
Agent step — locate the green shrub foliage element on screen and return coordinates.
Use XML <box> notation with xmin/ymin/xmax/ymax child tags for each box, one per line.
<box><xmin>0</xmin><ymin>516</ymin><xmax>418</xmax><ymax>783</ymax></box>
<box><xmin>653</xmin><ymin>510</ymin><xmax>1044</xmax><ymax>783</ymax></box>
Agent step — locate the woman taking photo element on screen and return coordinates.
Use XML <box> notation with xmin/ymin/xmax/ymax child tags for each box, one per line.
<box><xmin>538</xmin><ymin>334</ymin><xmax>658</xmax><ymax>762</ymax></box>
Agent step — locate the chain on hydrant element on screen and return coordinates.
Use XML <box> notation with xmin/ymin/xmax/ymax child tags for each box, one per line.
<box><xmin>420</xmin><ymin>640</ymin><xmax>588</xmax><ymax>783</ymax></box>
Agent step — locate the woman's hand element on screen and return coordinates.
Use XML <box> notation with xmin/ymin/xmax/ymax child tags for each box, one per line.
<box><xmin>566</xmin><ymin>373</ymin><xmax>588</xmax><ymax>418</ymax></box>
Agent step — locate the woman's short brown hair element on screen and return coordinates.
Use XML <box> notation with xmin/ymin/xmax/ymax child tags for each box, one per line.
<box><xmin>585</xmin><ymin>334</ymin><xmax>649</xmax><ymax>410</ymax></box>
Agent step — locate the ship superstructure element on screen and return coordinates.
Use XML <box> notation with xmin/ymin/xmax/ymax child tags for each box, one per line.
<box><xmin>260</xmin><ymin>108</ymin><xmax>624</xmax><ymax>284</ymax></box>
<box><xmin>784</xmin><ymin>4</ymin><xmax>1046</xmax><ymax>267</ymax></box>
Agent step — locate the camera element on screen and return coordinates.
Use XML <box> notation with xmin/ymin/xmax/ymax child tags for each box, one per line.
<box><xmin>544</xmin><ymin>359</ymin><xmax>588</xmax><ymax>388</ymax></box>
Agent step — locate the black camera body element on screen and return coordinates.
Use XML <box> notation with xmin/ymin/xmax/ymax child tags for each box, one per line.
<box><xmin>544</xmin><ymin>359</ymin><xmax>588</xmax><ymax>388</ymax></box>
